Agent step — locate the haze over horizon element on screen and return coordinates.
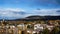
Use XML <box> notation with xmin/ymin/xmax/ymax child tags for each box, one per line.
<box><xmin>0</xmin><ymin>0</ymin><xmax>60</xmax><ymax>19</ymax></box>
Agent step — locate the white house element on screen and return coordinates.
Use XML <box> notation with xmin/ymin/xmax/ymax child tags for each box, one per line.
<box><xmin>46</xmin><ymin>25</ymin><xmax>54</xmax><ymax>31</ymax></box>
<box><xmin>34</xmin><ymin>24</ymin><xmax>43</xmax><ymax>31</ymax></box>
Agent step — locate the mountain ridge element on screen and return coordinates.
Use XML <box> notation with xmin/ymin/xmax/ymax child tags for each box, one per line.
<box><xmin>0</xmin><ymin>15</ymin><xmax>60</xmax><ymax>21</ymax></box>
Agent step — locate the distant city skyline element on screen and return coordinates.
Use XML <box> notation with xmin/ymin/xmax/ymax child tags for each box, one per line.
<box><xmin>0</xmin><ymin>0</ymin><xmax>60</xmax><ymax>19</ymax></box>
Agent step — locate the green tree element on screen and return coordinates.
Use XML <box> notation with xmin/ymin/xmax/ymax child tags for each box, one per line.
<box><xmin>51</xmin><ymin>26</ymin><xmax>59</xmax><ymax>34</ymax></box>
<box><xmin>43</xmin><ymin>28</ymin><xmax>50</xmax><ymax>34</ymax></box>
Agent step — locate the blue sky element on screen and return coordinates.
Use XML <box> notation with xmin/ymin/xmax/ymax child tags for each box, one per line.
<box><xmin>0</xmin><ymin>0</ymin><xmax>60</xmax><ymax>19</ymax></box>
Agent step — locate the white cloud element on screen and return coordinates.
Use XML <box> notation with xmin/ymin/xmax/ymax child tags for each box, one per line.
<box><xmin>33</xmin><ymin>9</ymin><xmax>60</xmax><ymax>16</ymax></box>
<box><xmin>0</xmin><ymin>8</ymin><xmax>25</xmax><ymax>12</ymax></box>
<box><xmin>0</xmin><ymin>8</ymin><xmax>27</xmax><ymax>19</ymax></box>
<box><xmin>0</xmin><ymin>8</ymin><xmax>60</xmax><ymax>19</ymax></box>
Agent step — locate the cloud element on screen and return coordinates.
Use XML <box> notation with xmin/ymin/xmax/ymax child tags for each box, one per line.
<box><xmin>0</xmin><ymin>8</ymin><xmax>60</xmax><ymax>19</ymax></box>
<box><xmin>33</xmin><ymin>8</ymin><xmax>60</xmax><ymax>16</ymax></box>
<box><xmin>0</xmin><ymin>8</ymin><xmax>28</xmax><ymax>19</ymax></box>
<box><xmin>0</xmin><ymin>8</ymin><xmax>25</xmax><ymax>12</ymax></box>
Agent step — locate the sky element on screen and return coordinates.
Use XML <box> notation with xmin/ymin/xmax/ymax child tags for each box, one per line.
<box><xmin>0</xmin><ymin>0</ymin><xmax>60</xmax><ymax>19</ymax></box>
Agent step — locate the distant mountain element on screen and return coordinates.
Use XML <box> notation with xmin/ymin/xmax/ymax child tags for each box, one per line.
<box><xmin>12</xmin><ymin>15</ymin><xmax>60</xmax><ymax>21</ymax></box>
<box><xmin>25</xmin><ymin>15</ymin><xmax>60</xmax><ymax>20</ymax></box>
<box><xmin>1</xmin><ymin>15</ymin><xmax>60</xmax><ymax>21</ymax></box>
<box><xmin>26</xmin><ymin>15</ymin><xmax>45</xmax><ymax>20</ymax></box>
<box><xmin>44</xmin><ymin>16</ymin><xmax>60</xmax><ymax>20</ymax></box>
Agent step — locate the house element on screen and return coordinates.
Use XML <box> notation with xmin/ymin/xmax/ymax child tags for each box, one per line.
<box><xmin>46</xmin><ymin>25</ymin><xmax>54</xmax><ymax>31</ymax></box>
<box><xmin>34</xmin><ymin>24</ymin><xmax>44</xmax><ymax>31</ymax></box>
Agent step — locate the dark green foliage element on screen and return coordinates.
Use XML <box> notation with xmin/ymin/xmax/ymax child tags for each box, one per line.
<box><xmin>51</xmin><ymin>26</ymin><xmax>60</xmax><ymax>34</ymax></box>
<box><xmin>42</xmin><ymin>28</ymin><xmax>50</xmax><ymax>34</ymax></box>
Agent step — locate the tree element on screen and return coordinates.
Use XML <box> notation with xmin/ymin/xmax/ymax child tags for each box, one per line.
<box><xmin>51</xmin><ymin>26</ymin><xmax>60</xmax><ymax>34</ymax></box>
<box><xmin>43</xmin><ymin>28</ymin><xmax>50</xmax><ymax>34</ymax></box>
<box><xmin>27</xmin><ymin>24</ymin><xmax>33</xmax><ymax>29</ymax></box>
